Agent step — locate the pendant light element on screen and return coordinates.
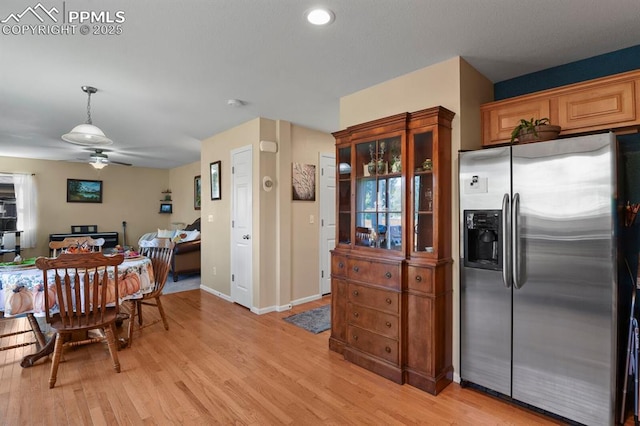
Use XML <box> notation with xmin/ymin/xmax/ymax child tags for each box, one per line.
<box><xmin>62</xmin><ymin>86</ymin><xmax>113</xmax><ymax>146</ymax></box>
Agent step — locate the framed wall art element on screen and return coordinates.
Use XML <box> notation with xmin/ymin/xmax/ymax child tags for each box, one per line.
<box><xmin>159</xmin><ymin>203</ymin><xmax>173</xmax><ymax>214</ymax></box>
<box><xmin>210</xmin><ymin>161</ymin><xmax>221</xmax><ymax>200</ymax></box>
<box><xmin>292</xmin><ymin>163</ymin><xmax>316</xmax><ymax>201</ymax></box>
<box><xmin>194</xmin><ymin>175</ymin><xmax>201</xmax><ymax>210</ymax></box>
<box><xmin>67</xmin><ymin>179</ymin><xmax>103</xmax><ymax>203</ymax></box>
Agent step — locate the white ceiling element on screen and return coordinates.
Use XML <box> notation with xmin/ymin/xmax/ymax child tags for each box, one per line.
<box><xmin>1</xmin><ymin>0</ymin><xmax>639</xmax><ymax>169</ymax></box>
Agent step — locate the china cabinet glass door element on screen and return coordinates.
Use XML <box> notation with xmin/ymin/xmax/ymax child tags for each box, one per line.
<box><xmin>337</xmin><ymin>145</ymin><xmax>351</xmax><ymax>245</ymax></box>
<box><xmin>411</xmin><ymin>131</ymin><xmax>434</xmax><ymax>254</ymax></box>
<box><xmin>354</xmin><ymin>135</ymin><xmax>402</xmax><ymax>251</ymax></box>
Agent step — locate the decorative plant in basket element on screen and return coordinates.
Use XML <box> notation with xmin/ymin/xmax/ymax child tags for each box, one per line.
<box><xmin>510</xmin><ymin>117</ymin><xmax>561</xmax><ymax>144</ymax></box>
<box><xmin>390</xmin><ymin>140</ymin><xmax>401</xmax><ymax>173</ymax></box>
<box><xmin>367</xmin><ymin>142</ymin><xmax>387</xmax><ymax>175</ymax></box>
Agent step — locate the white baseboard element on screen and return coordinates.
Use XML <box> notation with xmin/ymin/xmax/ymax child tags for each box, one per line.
<box><xmin>291</xmin><ymin>293</ymin><xmax>322</xmax><ymax>306</ymax></box>
<box><xmin>197</xmin><ymin>287</ymin><xmax>324</xmax><ymax>315</ymax></box>
<box><xmin>199</xmin><ymin>285</ymin><xmax>232</xmax><ymax>302</ymax></box>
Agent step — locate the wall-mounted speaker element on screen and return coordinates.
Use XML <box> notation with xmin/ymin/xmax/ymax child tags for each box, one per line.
<box><xmin>259</xmin><ymin>140</ymin><xmax>278</xmax><ymax>153</ymax></box>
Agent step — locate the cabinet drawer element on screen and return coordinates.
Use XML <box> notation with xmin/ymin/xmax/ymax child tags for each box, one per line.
<box><xmin>407</xmin><ymin>266</ymin><xmax>434</xmax><ymax>294</ymax></box>
<box><xmin>348</xmin><ymin>283</ymin><xmax>399</xmax><ymax>314</ymax></box>
<box><xmin>557</xmin><ymin>80</ymin><xmax>636</xmax><ymax>131</ymax></box>
<box><xmin>348</xmin><ymin>325</ymin><xmax>399</xmax><ymax>365</ymax></box>
<box><xmin>347</xmin><ymin>258</ymin><xmax>400</xmax><ymax>289</ymax></box>
<box><xmin>347</xmin><ymin>302</ymin><xmax>399</xmax><ymax>339</ymax></box>
<box><xmin>331</xmin><ymin>253</ymin><xmax>348</xmax><ymax>278</ymax></box>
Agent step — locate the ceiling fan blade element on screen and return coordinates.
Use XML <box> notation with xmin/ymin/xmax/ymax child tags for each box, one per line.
<box><xmin>111</xmin><ymin>160</ymin><xmax>133</xmax><ymax>166</ymax></box>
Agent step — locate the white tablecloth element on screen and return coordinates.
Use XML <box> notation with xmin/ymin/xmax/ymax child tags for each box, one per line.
<box><xmin>0</xmin><ymin>256</ymin><xmax>153</xmax><ymax>317</ymax></box>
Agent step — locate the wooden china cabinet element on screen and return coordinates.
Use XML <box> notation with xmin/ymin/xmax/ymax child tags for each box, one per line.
<box><xmin>329</xmin><ymin>106</ymin><xmax>454</xmax><ymax>395</ymax></box>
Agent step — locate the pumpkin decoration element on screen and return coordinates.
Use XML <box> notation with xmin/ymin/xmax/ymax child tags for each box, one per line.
<box><xmin>88</xmin><ymin>277</ymin><xmax>117</xmax><ymax>306</ymax></box>
<box><xmin>95</xmin><ymin>282</ymin><xmax>117</xmax><ymax>305</ymax></box>
<box><xmin>147</xmin><ymin>265</ymin><xmax>155</xmax><ymax>284</ymax></box>
<box><xmin>118</xmin><ymin>272</ymin><xmax>141</xmax><ymax>296</ymax></box>
<box><xmin>139</xmin><ymin>268</ymin><xmax>151</xmax><ymax>293</ymax></box>
<box><xmin>64</xmin><ymin>244</ymin><xmax>91</xmax><ymax>254</ymax></box>
<box><xmin>8</xmin><ymin>285</ymin><xmax>34</xmax><ymax>315</ymax></box>
<box><xmin>32</xmin><ymin>283</ymin><xmax>57</xmax><ymax>313</ymax></box>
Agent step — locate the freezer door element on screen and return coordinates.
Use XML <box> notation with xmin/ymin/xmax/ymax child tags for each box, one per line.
<box><xmin>511</xmin><ymin>134</ymin><xmax>617</xmax><ymax>426</ymax></box>
<box><xmin>459</xmin><ymin>147</ymin><xmax>512</xmax><ymax>395</ymax></box>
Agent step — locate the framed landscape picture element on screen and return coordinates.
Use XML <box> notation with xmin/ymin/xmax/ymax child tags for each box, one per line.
<box><xmin>210</xmin><ymin>161</ymin><xmax>221</xmax><ymax>200</ymax></box>
<box><xmin>67</xmin><ymin>179</ymin><xmax>103</xmax><ymax>203</ymax></box>
<box><xmin>194</xmin><ymin>175</ymin><xmax>201</xmax><ymax>210</ymax></box>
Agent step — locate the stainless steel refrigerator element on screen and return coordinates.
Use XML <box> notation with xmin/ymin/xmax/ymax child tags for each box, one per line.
<box><xmin>459</xmin><ymin>133</ymin><xmax>621</xmax><ymax>426</ymax></box>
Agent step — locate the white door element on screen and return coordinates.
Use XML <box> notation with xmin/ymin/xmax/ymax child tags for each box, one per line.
<box><xmin>231</xmin><ymin>146</ymin><xmax>253</xmax><ymax>309</ymax></box>
<box><xmin>319</xmin><ymin>153</ymin><xmax>336</xmax><ymax>295</ymax></box>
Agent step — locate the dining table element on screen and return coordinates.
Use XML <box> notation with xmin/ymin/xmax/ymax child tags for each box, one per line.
<box><xmin>0</xmin><ymin>255</ymin><xmax>154</xmax><ymax>367</ymax></box>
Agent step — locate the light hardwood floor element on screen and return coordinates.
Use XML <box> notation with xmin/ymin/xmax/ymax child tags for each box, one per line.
<box><xmin>0</xmin><ymin>289</ymin><xmax>599</xmax><ymax>424</ymax></box>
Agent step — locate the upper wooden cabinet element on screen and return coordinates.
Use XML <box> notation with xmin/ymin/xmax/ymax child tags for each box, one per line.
<box><xmin>481</xmin><ymin>70</ymin><xmax>640</xmax><ymax>146</ymax></box>
<box><xmin>483</xmin><ymin>98</ymin><xmax>551</xmax><ymax>145</ymax></box>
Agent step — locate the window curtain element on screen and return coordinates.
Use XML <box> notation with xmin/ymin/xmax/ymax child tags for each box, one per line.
<box><xmin>13</xmin><ymin>174</ymin><xmax>37</xmax><ymax>248</ymax></box>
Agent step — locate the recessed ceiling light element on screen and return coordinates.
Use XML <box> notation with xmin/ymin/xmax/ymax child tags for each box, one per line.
<box><xmin>305</xmin><ymin>8</ymin><xmax>335</xmax><ymax>26</ymax></box>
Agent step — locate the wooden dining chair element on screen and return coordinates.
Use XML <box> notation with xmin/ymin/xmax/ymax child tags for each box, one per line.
<box><xmin>49</xmin><ymin>236</ymin><xmax>104</xmax><ymax>257</ymax></box>
<box><xmin>127</xmin><ymin>238</ymin><xmax>175</xmax><ymax>348</ymax></box>
<box><xmin>0</xmin><ymin>313</ymin><xmax>47</xmax><ymax>354</ymax></box>
<box><xmin>35</xmin><ymin>252</ymin><xmax>125</xmax><ymax>388</ymax></box>
<box><xmin>355</xmin><ymin>226</ymin><xmax>372</xmax><ymax>247</ymax></box>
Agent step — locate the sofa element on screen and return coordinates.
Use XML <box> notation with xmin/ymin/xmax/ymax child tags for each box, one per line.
<box><xmin>171</xmin><ymin>218</ymin><xmax>201</xmax><ymax>281</ymax></box>
<box><xmin>138</xmin><ymin>218</ymin><xmax>201</xmax><ymax>282</ymax></box>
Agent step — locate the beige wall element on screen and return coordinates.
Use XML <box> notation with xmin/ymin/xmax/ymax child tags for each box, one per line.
<box><xmin>168</xmin><ymin>161</ymin><xmax>202</xmax><ymax>228</ymax></box>
<box><xmin>338</xmin><ymin>56</ymin><xmax>493</xmax><ymax>380</ymax></box>
<box><xmin>200</xmin><ymin>118</ymin><xmax>260</xmax><ymax>299</ymax></box>
<box><xmin>290</xmin><ymin>125</ymin><xmax>335</xmax><ymax>301</ymax></box>
<box><xmin>0</xmin><ymin>157</ymin><xmax>172</xmax><ymax>257</ymax></box>
<box><xmin>199</xmin><ymin>117</ymin><xmax>333</xmax><ymax>311</ymax></box>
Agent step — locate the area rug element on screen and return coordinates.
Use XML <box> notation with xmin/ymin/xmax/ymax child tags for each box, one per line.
<box><xmin>163</xmin><ymin>275</ymin><xmax>201</xmax><ymax>294</ymax></box>
<box><xmin>284</xmin><ymin>304</ymin><xmax>331</xmax><ymax>334</ymax></box>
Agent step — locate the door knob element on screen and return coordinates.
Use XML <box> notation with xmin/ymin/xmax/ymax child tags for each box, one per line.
<box><xmin>242</xmin><ymin>234</ymin><xmax>251</xmax><ymax>240</ymax></box>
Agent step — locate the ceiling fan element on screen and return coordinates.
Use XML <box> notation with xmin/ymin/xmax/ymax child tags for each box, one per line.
<box><xmin>82</xmin><ymin>149</ymin><xmax>132</xmax><ymax>169</ymax></box>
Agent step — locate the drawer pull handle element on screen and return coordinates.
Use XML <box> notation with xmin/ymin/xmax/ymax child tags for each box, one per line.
<box><xmin>385</xmin><ymin>346</ymin><xmax>391</xmax><ymax>353</ymax></box>
<box><xmin>353</xmin><ymin>312</ymin><xmax>359</xmax><ymax>318</ymax></box>
<box><xmin>353</xmin><ymin>290</ymin><xmax>359</xmax><ymax>296</ymax></box>
<box><xmin>338</xmin><ymin>262</ymin><xmax>344</xmax><ymax>268</ymax></box>
<box><xmin>386</xmin><ymin>321</ymin><xmax>392</xmax><ymax>328</ymax></box>
<box><xmin>385</xmin><ymin>272</ymin><xmax>392</xmax><ymax>279</ymax></box>
<box><xmin>385</xmin><ymin>298</ymin><xmax>392</xmax><ymax>304</ymax></box>
<box><xmin>415</xmin><ymin>275</ymin><xmax>422</xmax><ymax>282</ymax></box>
<box><xmin>353</xmin><ymin>335</ymin><xmax>358</xmax><ymax>341</ymax></box>
<box><xmin>353</xmin><ymin>266</ymin><xmax>359</xmax><ymax>273</ymax></box>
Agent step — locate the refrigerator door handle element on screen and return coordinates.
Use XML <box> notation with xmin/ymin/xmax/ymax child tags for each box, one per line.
<box><xmin>512</xmin><ymin>192</ymin><xmax>523</xmax><ymax>289</ymax></box>
<box><xmin>501</xmin><ymin>193</ymin><xmax>511</xmax><ymax>288</ymax></box>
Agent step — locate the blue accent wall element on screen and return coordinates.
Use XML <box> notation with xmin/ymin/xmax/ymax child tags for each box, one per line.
<box><xmin>494</xmin><ymin>45</ymin><xmax>640</xmax><ymax>100</ymax></box>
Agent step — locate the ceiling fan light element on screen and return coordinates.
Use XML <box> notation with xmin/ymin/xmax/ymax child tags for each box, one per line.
<box><xmin>62</xmin><ymin>123</ymin><xmax>113</xmax><ymax>146</ymax></box>
<box><xmin>89</xmin><ymin>157</ymin><xmax>108</xmax><ymax>169</ymax></box>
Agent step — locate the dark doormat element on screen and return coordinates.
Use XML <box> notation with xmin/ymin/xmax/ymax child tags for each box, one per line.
<box><xmin>284</xmin><ymin>304</ymin><xmax>330</xmax><ymax>334</ymax></box>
